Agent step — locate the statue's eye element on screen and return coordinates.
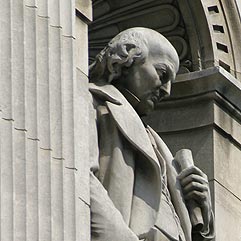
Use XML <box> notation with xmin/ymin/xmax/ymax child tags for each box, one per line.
<box><xmin>157</xmin><ymin>69</ymin><xmax>168</xmax><ymax>83</ymax></box>
<box><xmin>161</xmin><ymin>71</ymin><xmax>169</xmax><ymax>84</ymax></box>
<box><xmin>125</xmin><ymin>44</ymin><xmax>136</xmax><ymax>52</ymax></box>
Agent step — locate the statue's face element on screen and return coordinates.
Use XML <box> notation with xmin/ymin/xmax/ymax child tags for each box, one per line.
<box><xmin>119</xmin><ymin>49</ymin><xmax>178</xmax><ymax>116</ymax></box>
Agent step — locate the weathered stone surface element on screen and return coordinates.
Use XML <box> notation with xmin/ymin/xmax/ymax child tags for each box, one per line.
<box><xmin>0</xmin><ymin>1</ymin><xmax>12</xmax><ymax>120</ymax></box>
<box><xmin>76</xmin><ymin>0</ymin><xmax>92</xmax><ymax>22</ymax></box>
<box><xmin>77</xmin><ymin>199</ymin><xmax>91</xmax><ymax>241</ymax></box>
<box><xmin>214</xmin><ymin>129</ymin><xmax>241</xmax><ymax>200</ymax></box>
<box><xmin>24</xmin><ymin>6</ymin><xmax>38</xmax><ymax>139</ymax></box>
<box><xmin>213</xmin><ymin>180</ymin><xmax>241</xmax><ymax>241</ymax></box>
<box><xmin>38</xmin><ymin>148</ymin><xmax>51</xmax><ymax>241</ymax></box>
<box><xmin>36</xmin><ymin>16</ymin><xmax>51</xmax><ymax>149</ymax></box>
<box><xmin>26</xmin><ymin>139</ymin><xmax>38</xmax><ymax>241</ymax></box>
<box><xmin>74</xmin><ymin>69</ymin><xmax>90</xmax><ymax>205</ymax></box>
<box><xmin>75</xmin><ymin>16</ymin><xmax>88</xmax><ymax>75</ymax></box>
<box><xmin>60</xmin><ymin>0</ymin><xmax>75</xmax><ymax>37</ymax></box>
<box><xmin>75</xmin><ymin>68</ymin><xmax>91</xmax><ymax>240</ymax></box>
<box><xmin>144</xmin><ymin>98</ymin><xmax>214</xmax><ymax>133</ymax></box>
<box><xmin>49</xmin><ymin>25</ymin><xmax>62</xmax><ymax>158</ymax></box>
<box><xmin>13</xmin><ymin>129</ymin><xmax>26</xmax><ymax>241</ymax></box>
<box><xmin>155</xmin><ymin>126</ymin><xmax>214</xmax><ymax>180</ymax></box>
<box><xmin>214</xmin><ymin>103</ymin><xmax>241</xmax><ymax>145</ymax></box>
<box><xmin>0</xmin><ymin>119</ymin><xmax>13</xmax><ymax>241</ymax></box>
<box><xmin>12</xmin><ymin>1</ymin><xmax>25</xmax><ymax>130</ymax></box>
<box><xmin>49</xmin><ymin>0</ymin><xmax>61</xmax><ymax>27</ymax></box>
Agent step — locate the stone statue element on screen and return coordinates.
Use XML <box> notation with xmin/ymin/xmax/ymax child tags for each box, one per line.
<box><xmin>88</xmin><ymin>27</ymin><xmax>215</xmax><ymax>241</ymax></box>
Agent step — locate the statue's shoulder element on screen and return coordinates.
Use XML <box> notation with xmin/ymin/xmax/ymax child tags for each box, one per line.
<box><xmin>89</xmin><ymin>83</ymin><xmax>123</xmax><ymax>105</ymax></box>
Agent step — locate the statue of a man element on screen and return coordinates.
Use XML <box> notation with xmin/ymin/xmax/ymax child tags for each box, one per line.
<box><xmin>88</xmin><ymin>27</ymin><xmax>214</xmax><ymax>241</ymax></box>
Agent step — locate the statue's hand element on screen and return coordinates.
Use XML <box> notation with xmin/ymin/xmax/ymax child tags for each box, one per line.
<box><xmin>178</xmin><ymin>166</ymin><xmax>212</xmax><ymax>231</ymax></box>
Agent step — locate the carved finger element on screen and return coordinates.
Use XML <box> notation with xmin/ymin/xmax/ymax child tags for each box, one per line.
<box><xmin>182</xmin><ymin>181</ymin><xmax>208</xmax><ymax>194</ymax></box>
<box><xmin>178</xmin><ymin>166</ymin><xmax>207</xmax><ymax>180</ymax></box>
<box><xmin>184</xmin><ymin>190</ymin><xmax>207</xmax><ymax>202</ymax></box>
<box><xmin>180</xmin><ymin>174</ymin><xmax>208</xmax><ymax>187</ymax></box>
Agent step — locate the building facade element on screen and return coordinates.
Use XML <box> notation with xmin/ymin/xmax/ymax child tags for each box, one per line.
<box><xmin>0</xmin><ymin>0</ymin><xmax>240</xmax><ymax>240</ymax></box>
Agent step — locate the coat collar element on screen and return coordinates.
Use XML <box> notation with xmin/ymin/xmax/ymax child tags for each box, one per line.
<box><xmin>89</xmin><ymin>83</ymin><xmax>160</xmax><ymax>169</ymax></box>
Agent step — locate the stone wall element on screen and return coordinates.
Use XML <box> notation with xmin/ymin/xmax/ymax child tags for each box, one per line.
<box><xmin>0</xmin><ymin>1</ymin><xmax>91</xmax><ymax>240</ymax></box>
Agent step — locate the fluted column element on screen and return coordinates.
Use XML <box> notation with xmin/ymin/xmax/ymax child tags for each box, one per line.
<box><xmin>0</xmin><ymin>0</ymin><xmax>92</xmax><ymax>240</ymax></box>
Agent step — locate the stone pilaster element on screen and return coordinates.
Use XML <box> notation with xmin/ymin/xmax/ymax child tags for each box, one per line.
<box><xmin>0</xmin><ymin>1</ymin><xmax>92</xmax><ymax>240</ymax></box>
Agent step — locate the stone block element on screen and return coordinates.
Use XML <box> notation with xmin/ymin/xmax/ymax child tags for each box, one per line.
<box><xmin>51</xmin><ymin>157</ymin><xmax>64</xmax><ymax>241</ymax></box>
<box><xmin>13</xmin><ymin>129</ymin><xmax>26</xmax><ymax>241</ymax></box>
<box><xmin>38</xmin><ymin>148</ymin><xmax>51</xmax><ymax>241</ymax></box>
<box><xmin>25</xmin><ymin>0</ymin><xmax>37</xmax><ymax>7</ymax></box>
<box><xmin>214</xmin><ymin>103</ymin><xmax>241</xmax><ymax>145</ymax></box>
<box><xmin>157</xmin><ymin>125</ymin><xmax>214</xmax><ymax>180</ymax></box>
<box><xmin>0</xmin><ymin>119</ymin><xmax>13</xmax><ymax>241</ymax></box>
<box><xmin>60</xmin><ymin>0</ymin><xmax>74</xmax><ymax>37</ymax></box>
<box><xmin>76</xmin><ymin>0</ymin><xmax>92</xmax><ymax>22</ymax></box>
<box><xmin>75</xmin><ymin>16</ymin><xmax>88</xmax><ymax>75</ymax></box>
<box><xmin>74</xmin><ymin>68</ymin><xmax>90</xmax><ymax>205</ymax></box>
<box><xmin>37</xmin><ymin>0</ymin><xmax>48</xmax><ymax>17</ymax></box>
<box><xmin>144</xmin><ymin>97</ymin><xmax>214</xmax><ymax>133</ymax></box>
<box><xmin>24</xmin><ymin>6</ymin><xmax>38</xmax><ymax>139</ymax></box>
<box><xmin>63</xmin><ymin>167</ymin><xmax>76</xmax><ymax>241</ymax></box>
<box><xmin>36</xmin><ymin>16</ymin><xmax>51</xmax><ymax>149</ymax></box>
<box><xmin>0</xmin><ymin>1</ymin><xmax>12</xmax><ymax>119</ymax></box>
<box><xmin>49</xmin><ymin>26</ymin><xmax>63</xmax><ymax>158</ymax></box>
<box><xmin>26</xmin><ymin>138</ymin><xmax>38</xmax><ymax>241</ymax></box>
<box><xmin>76</xmin><ymin>199</ymin><xmax>90</xmax><ymax>241</ymax></box>
<box><xmin>12</xmin><ymin>1</ymin><xmax>25</xmax><ymax>130</ymax></box>
<box><xmin>49</xmin><ymin>0</ymin><xmax>61</xmax><ymax>27</ymax></box>
<box><xmin>213</xmin><ymin>180</ymin><xmax>241</xmax><ymax>241</ymax></box>
<box><xmin>175</xmin><ymin>67</ymin><xmax>241</xmax><ymax>111</ymax></box>
<box><xmin>214</xmin><ymin>129</ymin><xmax>241</xmax><ymax>200</ymax></box>
<box><xmin>61</xmin><ymin>36</ymin><xmax>74</xmax><ymax>166</ymax></box>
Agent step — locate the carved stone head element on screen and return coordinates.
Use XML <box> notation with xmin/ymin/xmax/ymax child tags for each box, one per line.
<box><xmin>89</xmin><ymin>27</ymin><xmax>179</xmax><ymax>115</ymax></box>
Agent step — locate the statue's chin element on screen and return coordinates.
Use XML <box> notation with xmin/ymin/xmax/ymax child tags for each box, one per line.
<box><xmin>135</xmin><ymin>99</ymin><xmax>154</xmax><ymax>116</ymax></box>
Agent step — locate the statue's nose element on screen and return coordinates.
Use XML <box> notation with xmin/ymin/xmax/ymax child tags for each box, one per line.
<box><xmin>159</xmin><ymin>81</ymin><xmax>171</xmax><ymax>98</ymax></box>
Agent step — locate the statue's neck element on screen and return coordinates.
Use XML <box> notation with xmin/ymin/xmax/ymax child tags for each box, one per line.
<box><xmin>116</xmin><ymin>86</ymin><xmax>141</xmax><ymax>109</ymax></box>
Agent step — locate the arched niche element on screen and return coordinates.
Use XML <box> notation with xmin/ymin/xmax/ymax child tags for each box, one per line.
<box><xmin>89</xmin><ymin>0</ymin><xmax>241</xmax><ymax>80</ymax></box>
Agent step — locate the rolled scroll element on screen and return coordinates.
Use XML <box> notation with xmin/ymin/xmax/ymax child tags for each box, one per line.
<box><xmin>175</xmin><ymin>149</ymin><xmax>204</xmax><ymax>232</ymax></box>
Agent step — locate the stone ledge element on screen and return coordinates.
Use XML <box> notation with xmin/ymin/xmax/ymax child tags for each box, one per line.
<box><xmin>174</xmin><ymin>66</ymin><xmax>241</xmax><ymax>111</ymax></box>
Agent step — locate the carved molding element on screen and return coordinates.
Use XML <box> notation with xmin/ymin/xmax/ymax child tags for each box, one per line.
<box><xmin>89</xmin><ymin>0</ymin><xmax>241</xmax><ymax>80</ymax></box>
<box><xmin>89</xmin><ymin>0</ymin><xmax>192</xmax><ymax>72</ymax></box>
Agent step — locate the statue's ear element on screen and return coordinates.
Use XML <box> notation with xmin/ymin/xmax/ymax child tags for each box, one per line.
<box><xmin>89</xmin><ymin>47</ymin><xmax>108</xmax><ymax>82</ymax></box>
<box><xmin>122</xmin><ymin>43</ymin><xmax>142</xmax><ymax>67</ymax></box>
<box><xmin>125</xmin><ymin>43</ymin><xmax>136</xmax><ymax>52</ymax></box>
<box><xmin>106</xmin><ymin>43</ymin><xmax>137</xmax><ymax>82</ymax></box>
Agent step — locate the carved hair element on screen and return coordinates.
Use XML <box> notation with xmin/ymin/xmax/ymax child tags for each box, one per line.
<box><xmin>89</xmin><ymin>29</ymin><xmax>148</xmax><ymax>83</ymax></box>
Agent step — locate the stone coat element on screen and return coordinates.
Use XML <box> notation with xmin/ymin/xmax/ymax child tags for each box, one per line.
<box><xmin>89</xmin><ymin>83</ymin><xmax>214</xmax><ymax>241</ymax></box>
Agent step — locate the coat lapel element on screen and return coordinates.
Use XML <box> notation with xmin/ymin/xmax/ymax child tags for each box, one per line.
<box><xmin>89</xmin><ymin>83</ymin><xmax>160</xmax><ymax>170</ymax></box>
